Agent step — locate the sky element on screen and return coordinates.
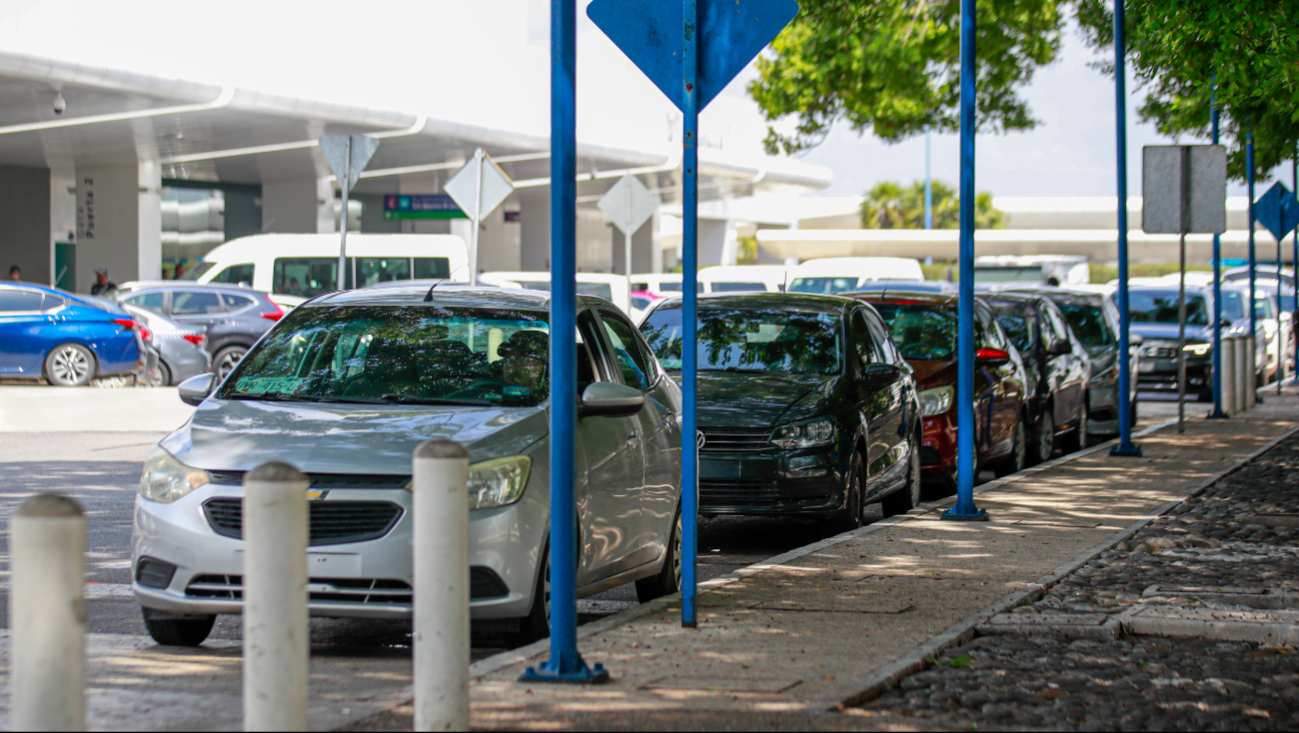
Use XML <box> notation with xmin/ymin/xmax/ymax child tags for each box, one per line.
<box><xmin>0</xmin><ymin>1</ymin><xmax>1287</xmax><ymax>198</ymax></box>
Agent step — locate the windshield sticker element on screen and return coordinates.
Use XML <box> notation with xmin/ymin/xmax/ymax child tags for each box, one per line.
<box><xmin>235</xmin><ymin>376</ymin><xmax>306</xmax><ymax>394</ymax></box>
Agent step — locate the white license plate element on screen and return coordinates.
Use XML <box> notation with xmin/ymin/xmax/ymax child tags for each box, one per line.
<box><xmin>307</xmin><ymin>553</ymin><xmax>361</xmax><ymax>575</ymax></box>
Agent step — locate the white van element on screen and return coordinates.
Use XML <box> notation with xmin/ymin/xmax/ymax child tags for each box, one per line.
<box><xmin>631</xmin><ymin>273</ymin><xmax>687</xmax><ymax>297</ymax></box>
<box><xmin>699</xmin><ymin>265</ymin><xmax>788</xmax><ymax>293</ymax></box>
<box><xmin>479</xmin><ymin>271</ymin><xmax>640</xmax><ymax>319</ymax></box>
<box><xmin>180</xmin><ymin>234</ymin><xmax>470</xmax><ymax>307</ymax></box>
<box><xmin>787</xmin><ymin>257</ymin><xmax>924</xmax><ymax>294</ymax></box>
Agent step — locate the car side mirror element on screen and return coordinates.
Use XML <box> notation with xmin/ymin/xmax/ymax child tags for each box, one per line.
<box><xmin>579</xmin><ymin>382</ymin><xmax>644</xmax><ymax>418</ymax></box>
<box><xmin>178</xmin><ymin>373</ymin><xmax>216</xmax><ymax>407</ymax></box>
<box><xmin>975</xmin><ymin>347</ymin><xmax>1012</xmax><ymax>366</ymax></box>
<box><xmin>1047</xmin><ymin>340</ymin><xmax>1072</xmax><ymax>357</ymax></box>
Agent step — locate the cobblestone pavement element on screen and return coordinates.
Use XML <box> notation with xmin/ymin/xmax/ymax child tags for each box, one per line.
<box><xmin>855</xmin><ymin>431</ymin><xmax>1299</xmax><ymax>730</ymax></box>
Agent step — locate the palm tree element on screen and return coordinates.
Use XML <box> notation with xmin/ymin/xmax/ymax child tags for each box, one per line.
<box><xmin>860</xmin><ymin>180</ymin><xmax>1005</xmax><ymax>229</ymax></box>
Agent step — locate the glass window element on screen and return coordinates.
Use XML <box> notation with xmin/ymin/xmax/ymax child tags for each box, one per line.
<box><xmin>178</xmin><ymin>262</ymin><xmax>215</xmax><ymax>281</ymax></box>
<box><xmin>873</xmin><ymin>303</ymin><xmax>956</xmax><ymax>361</ymax></box>
<box><xmin>357</xmin><ymin>258</ymin><xmax>412</xmax><ymax>287</ymax></box>
<box><xmin>600</xmin><ymin>312</ymin><xmax>653</xmax><ymax>389</ymax></box>
<box><xmin>413</xmin><ymin>257</ymin><xmax>451</xmax><ymax>280</ymax></box>
<box><xmin>640</xmin><ymin>305</ymin><xmax>843</xmax><ymax>375</ymax></box>
<box><xmin>864</xmin><ymin>311</ymin><xmax>901</xmax><ymax>364</ymax></box>
<box><xmin>1056</xmin><ymin>302</ymin><xmax>1113</xmax><ymax>347</ymax></box>
<box><xmin>850</xmin><ymin>311</ymin><xmax>880</xmax><ymax>368</ymax></box>
<box><xmin>993</xmin><ymin>308</ymin><xmax>1035</xmax><ymax>353</ymax></box>
<box><xmin>221</xmin><ymin>293</ymin><xmax>258</xmax><ymax>311</ymax></box>
<box><xmin>0</xmin><ymin>290</ymin><xmax>45</xmax><ymax>312</ymax></box>
<box><xmin>274</xmin><ymin>258</ymin><xmax>342</xmax><ymax>298</ymax></box>
<box><xmin>211</xmin><ymin>264</ymin><xmax>255</xmax><ymax>285</ymax></box>
<box><xmin>221</xmin><ymin>305</ymin><xmax>552</xmax><ymax>407</ymax></box>
<box><xmin>710</xmin><ymin>281</ymin><xmax>766</xmax><ymax>293</ymax></box>
<box><xmin>788</xmin><ymin>277</ymin><xmax>860</xmax><ymax>294</ymax></box>
<box><xmin>123</xmin><ymin>292</ymin><xmax>165</xmax><ymax>311</ymax></box>
<box><xmin>41</xmin><ymin>295</ymin><xmax>67</xmax><ymax>311</ymax></box>
<box><xmin>172</xmin><ymin>291</ymin><xmax>225</xmax><ymax>315</ymax></box>
<box><xmin>1129</xmin><ymin>290</ymin><xmax>1210</xmax><ymax>326</ymax></box>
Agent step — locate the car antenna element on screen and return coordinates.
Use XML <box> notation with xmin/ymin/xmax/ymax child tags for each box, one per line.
<box><xmin>423</xmin><ymin>279</ymin><xmax>447</xmax><ymax>302</ymax></box>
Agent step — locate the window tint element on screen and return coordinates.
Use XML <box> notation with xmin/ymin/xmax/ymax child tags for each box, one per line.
<box><xmin>1129</xmin><ymin>290</ymin><xmax>1210</xmax><ymax>326</ymax></box>
<box><xmin>576</xmin><ymin>312</ymin><xmax>605</xmax><ymax>391</ymax></box>
<box><xmin>221</xmin><ymin>293</ymin><xmax>258</xmax><ymax>311</ymax></box>
<box><xmin>211</xmin><ymin>264</ymin><xmax>255</xmax><ymax>285</ymax></box>
<box><xmin>995</xmin><ymin>312</ymin><xmax>1033</xmax><ymax>353</ymax></box>
<box><xmin>850</xmin><ymin>311</ymin><xmax>880</xmax><ymax>369</ymax></box>
<box><xmin>600</xmin><ymin>311</ymin><xmax>653</xmax><ymax>389</ymax></box>
<box><xmin>413</xmin><ymin>257</ymin><xmax>451</xmax><ymax>280</ymax></box>
<box><xmin>124</xmin><ymin>292</ymin><xmax>165</xmax><ymax>311</ymax></box>
<box><xmin>358</xmin><ymin>258</ymin><xmax>411</xmax><ymax>287</ymax></box>
<box><xmin>274</xmin><ymin>258</ymin><xmax>346</xmax><ymax>298</ymax></box>
<box><xmin>172</xmin><ymin>291</ymin><xmax>225</xmax><ymax>315</ymax></box>
<box><xmin>0</xmin><ymin>290</ymin><xmax>45</xmax><ymax>312</ymax></box>
<box><xmin>41</xmin><ymin>295</ymin><xmax>67</xmax><ymax>311</ymax></box>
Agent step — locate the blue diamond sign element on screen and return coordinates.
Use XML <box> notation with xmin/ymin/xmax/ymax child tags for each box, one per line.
<box><xmin>1255</xmin><ymin>182</ymin><xmax>1299</xmax><ymax>242</ymax></box>
<box><xmin>587</xmin><ymin>0</ymin><xmax>799</xmax><ymax>113</ymax></box>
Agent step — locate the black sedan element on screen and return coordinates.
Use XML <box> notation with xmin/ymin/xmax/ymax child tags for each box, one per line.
<box><xmin>639</xmin><ymin>293</ymin><xmax>921</xmax><ymax>530</ymax></box>
<box><xmin>981</xmin><ymin>291</ymin><xmax>1091</xmax><ymax>462</ymax></box>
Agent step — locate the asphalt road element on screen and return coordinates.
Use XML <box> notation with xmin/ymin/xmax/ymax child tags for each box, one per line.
<box><xmin>0</xmin><ymin>386</ymin><xmax>1190</xmax><ymax>660</ymax></box>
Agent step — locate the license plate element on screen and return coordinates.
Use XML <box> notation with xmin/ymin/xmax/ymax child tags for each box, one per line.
<box><xmin>307</xmin><ymin>553</ymin><xmax>361</xmax><ymax>575</ymax></box>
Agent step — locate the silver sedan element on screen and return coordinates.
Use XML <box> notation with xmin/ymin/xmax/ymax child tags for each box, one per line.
<box><xmin>132</xmin><ymin>288</ymin><xmax>683</xmax><ymax>647</ymax></box>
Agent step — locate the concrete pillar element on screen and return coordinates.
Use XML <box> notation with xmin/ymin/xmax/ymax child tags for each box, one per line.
<box><xmin>698</xmin><ymin>218</ymin><xmax>736</xmax><ymax>267</ymax></box>
<box><xmin>75</xmin><ymin>163</ymin><xmax>162</xmax><ymax>291</ymax></box>
<box><xmin>518</xmin><ymin>188</ymin><xmax>550</xmax><ymax>271</ymax></box>
<box><xmin>223</xmin><ymin>189</ymin><xmax>262</xmax><ymax>242</ymax></box>
<box><xmin>261</xmin><ymin>177</ymin><xmax>332</xmax><ymax>234</ymax></box>
<box><xmin>0</xmin><ymin>164</ymin><xmax>52</xmax><ymax>285</ymax></box>
<box><xmin>354</xmin><ymin>193</ymin><xmax>401</xmax><ymax>234</ymax></box>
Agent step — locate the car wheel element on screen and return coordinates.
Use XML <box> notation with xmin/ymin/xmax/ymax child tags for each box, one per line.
<box><xmin>1029</xmin><ymin>408</ymin><xmax>1055</xmax><ymax>465</ymax></box>
<box><xmin>994</xmin><ymin>417</ymin><xmax>1027</xmax><ymax>478</ymax></box>
<box><xmin>147</xmin><ymin>361</ymin><xmax>172</xmax><ymax>388</ymax></box>
<box><xmin>882</xmin><ymin>436</ymin><xmax>921</xmax><ymax>517</ymax></box>
<box><xmin>510</xmin><ymin>544</ymin><xmax>550</xmax><ymax>647</ymax></box>
<box><xmin>44</xmin><ymin>343</ymin><xmax>95</xmax><ymax>387</ymax></box>
<box><xmin>832</xmin><ymin>451</ymin><xmax>866</xmax><ymax>533</ymax></box>
<box><xmin>636</xmin><ymin>508</ymin><xmax>682</xmax><ymax>603</ymax></box>
<box><xmin>213</xmin><ymin>346</ymin><xmax>246</xmax><ymax>380</ymax></box>
<box><xmin>1062</xmin><ymin>398</ymin><xmax>1089</xmax><ymax>453</ymax></box>
<box><xmin>141</xmin><ymin>607</ymin><xmax>215</xmax><ymax>647</ymax></box>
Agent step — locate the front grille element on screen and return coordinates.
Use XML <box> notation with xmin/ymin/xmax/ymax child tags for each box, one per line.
<box><xmin>1140</xmin><ymin>344</ymin><xmax>1178</xmax><ymax>359</ymax></box>
<box><xmin>185</xmin><ymin>575</ymin><xmax>412</xmax><ymax>605</ymax></box>
<box><xmin>699</xmin><ymin>477</ymin><xmax>833</xmax><ymax>509</ymax></box>
<box><xmin>203</xmin><ymin>498</ymin><xmax>404</xmax><ymax>546</ymax></box>
<box><xmin>699</xmin><ymin>427</ymin><xmax>773</xmax><ymax>454</ymax></box>
<box><xmin>208</xmin><ymin>471</ymin><xmax>410</xmax><ymax>489</ymax></box>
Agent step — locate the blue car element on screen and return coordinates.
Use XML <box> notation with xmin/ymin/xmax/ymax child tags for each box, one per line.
<box><xmin>0</xmin><ymin>283</ymin><xmax>142</xmax><ymax>386</ymax></box>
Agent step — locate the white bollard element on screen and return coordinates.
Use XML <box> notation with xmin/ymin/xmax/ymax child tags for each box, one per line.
<box><xmin>10</xmin><ymin>494</ymin><xmax>86</xmax><ymax>732</ymax></box>
<box><xmin>412</xmin><ymin>440</ymin><xmax>471</xmax><ymax>732</ymax></box>
<box><xmin>242</xmin><ymin>462</ymin><xmax>309</xmax><ymax>732</ymax></box>
<box><xmin>1220</xmin><ymin>336</ymin><xmax>1237</xmax><ymax>416</ymax></box>
<box><xmin>1247</xmin><ymin>334</ymin><xmax>1258</xmax><ymax>409</ymax></box>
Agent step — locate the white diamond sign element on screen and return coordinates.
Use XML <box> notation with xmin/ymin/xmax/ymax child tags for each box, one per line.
<box><xmin>444</xmin><ymin>150</ymin><xmax>515</xmax><ymax>286</ymax></box>
<box><xmin>598</xmin><ymin>174</ymin><xmax>658</xmax><ymax>236</ymax></box>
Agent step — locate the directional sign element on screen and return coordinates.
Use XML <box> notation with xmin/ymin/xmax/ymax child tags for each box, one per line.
<box><xmin>1255</xmin><ymin>182</ymin><xmax>1299</xmax><ymax>242</ymax></box>
<box><xmin>597</xmin><ymin>175</ymin><xmax>658</xmax><ymax>236</ymax></box>
<box><xmin>445</xmin><ymin>149</ymin><xmax>514</xmax><ymax>222</ymax></box>
<box><xmin>586</xmin><ymin>0</ymin><xmax>799</xmax><ymax>113</ymax></box>
<box><xmin>383</xmin><ymin>194</ymin><xmax>466</xmax><ymax>221</ymax></box>
<box><xmin>319</xmin><ymin>135</ymin><xmax>380</xmax><ymax>193</ymax></box>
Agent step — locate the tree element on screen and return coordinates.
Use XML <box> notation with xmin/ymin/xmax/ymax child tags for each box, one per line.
<box><xmin>750</xmin><ymin>0</ymin><xmax>1071</xmax><ymax>155</ymax></box>
<box><xmin>861</xmin><ymin>180</ymin><xmax>1005</xmax><ymax>229</ymax></box>
<box><xmin>1074</xmin><ymin>0</ymin><xmax>1299</xmax><ymax>181</ymax></box>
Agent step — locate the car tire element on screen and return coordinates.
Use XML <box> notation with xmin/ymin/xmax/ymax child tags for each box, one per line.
<box><xmin>882</xmin><ymin>437</ymin><xmax>921</xmax><ymax>517</ymax></box>
<box><xmin>510</xmin><ymin>545</ymin><xmax>550</xmax><ymax>647</ymax></box>
<box><xmin>44</xmin><ymin>343</ymin><xmax>96</xmax><ymax>387</ymax></box>
<box><xmin>213</xmin><ymin>346</ymin><xmax>247</xmax><ymax>380</ymax></box>
<box><xmin>636</xmin><ymin>508</ymin><xmax>682</xmax><ymax>603</ymax></box>
<box><xmin>994</xmin><ymin>417</ymin><xmax>1027</xmax><ymax>478</ymax></box>
<box><xmin>832</xmin><ymin>451</ymin><xmax>866</xmax><ymax>532</ymax></box>
<box><xmin>1062</xmin><ymin>398</ymin><xmax>1089</xmax><ymax>453</ymax></box>
<box><xmin>1029</xmin><ymin>408</ymin><xmax>1055</xmax><ymax>465</ymax></box>
<box><xmin>141</xmin><ymin>607</ymin><xmax>215</xmax><ymax>647</ymax></box>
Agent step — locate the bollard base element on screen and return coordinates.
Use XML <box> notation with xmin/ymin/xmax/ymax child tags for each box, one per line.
<box><xmin>1110</xmin><ymin>443</ymin><xmax>1143</xmax><ymax>457</ymax></box>
<box><xmin>941</xmin><ymin>507</ymin><xmax>989</xmax><ymax>522</ymax></box>
<box><xmin>1207</xmin><ymin>409</ymin><xmax>1230</xmax><ymax>420</ymax></box>
<box><xmin>520</xmin><ymin>660</ymin><xmax>611</xmax><ymax>685</ymax></box>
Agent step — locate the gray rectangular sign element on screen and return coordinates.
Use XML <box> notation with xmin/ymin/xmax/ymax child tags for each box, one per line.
<box><xmin>1142</xmin><ymin>144</ymin><xmax>1227</xmax><ymax>235</ymax></box>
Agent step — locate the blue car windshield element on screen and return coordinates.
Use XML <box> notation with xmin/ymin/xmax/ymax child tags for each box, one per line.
<box><xmin>640</xmin><ymin>306</ymin><xmax>843</xmax><ymax>375</ymax></box>
<box><xmin>220</xmin><ymin>305</ymin><xmax>551</xmax><ymax>406</ymax></box>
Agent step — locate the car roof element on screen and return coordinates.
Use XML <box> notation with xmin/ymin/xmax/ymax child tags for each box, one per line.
<box><xmin>999</xmin><ymin>285</ymin><xmax>1106</xmax><ymax>304</ymax></box>
<box><xmin>302</xmin><ymin>285</ymin><xmax>606</xmax><ymax>312</ymax></box>
<box><xmin>0</xmin><ymin>282</ymin><xmax>99</xmax><ymax>306</ymax></box>
<box><xmin>645</xmin><ymin>291</ymin><xmax>855</xmax><ymax>315</ymax></box>
<box><xmin>849</xmin><ymin>290</ymin><xmax>958</xmax><ymax>306</ymax></box>
<box><xmin>118</xmin><ymin>281</ymin><xmax>269</xmax><ymax>294</ymax></box>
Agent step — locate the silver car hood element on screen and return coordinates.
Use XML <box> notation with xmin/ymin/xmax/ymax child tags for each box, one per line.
<box><xmin>161</xmin><ymin>398</ymin><xmax>548</xmax><ymax>475</ymax></box>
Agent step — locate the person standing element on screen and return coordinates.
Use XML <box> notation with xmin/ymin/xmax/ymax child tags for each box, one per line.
<box><xmin>90</xmin><ymin>267</ymin><xmax>117</xmax><ymax>296</ymax></box>
<box><xmin>8</xmin><ymin>265</ymin><xmax>20</xmax><ymax>282</ymax></box>
<box><xmin>174</xmin><ymin>262</ymin><xmax>186</xmax><ymax>279</ymax></box>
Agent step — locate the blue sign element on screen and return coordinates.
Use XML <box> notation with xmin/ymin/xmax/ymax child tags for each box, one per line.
<box><xmin>586</xmin><ymin>0</ymin><xmax>799</xmax><ymax>113</ymax></box>
<box><xmin>382</xmin><ymin>194</ymin><xmax>466</xmax><ymax>220</ymax></box>
<box><xmin>1255</xmin><ymin>182</ymin><xmax>1299</xmax><ymax>242</ymax></box>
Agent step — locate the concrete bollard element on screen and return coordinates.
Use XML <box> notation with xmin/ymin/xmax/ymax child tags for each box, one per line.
<box><xmin>1220</xmin><ymin>336</ymin><xmax>1237</xmax><ymax>416</ymax></box>
<box><xmin>10</xmin><ymin>494</ymin><xmax>86</xmax><ymax>732</ymax></box>
<box><xmin>412</xmin><ymin>440</ymin><xmax>471</xmax><ymax>732</ymax></box>
<box><xmin>1246</xmin><ymin>334</ymin><xmax>1258</xmax><ymax>409</ymax></box>
<box><xmin>1236</xmin><ymin>334</ymin><xmax>1251</xmax><ymax>413</ymax></box>
<box><xmin>242</xmin><ymin>463</ymin><xmax>309</xmax><ymax>732</ymax></box>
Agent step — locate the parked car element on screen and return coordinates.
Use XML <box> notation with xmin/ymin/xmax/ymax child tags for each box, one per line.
<box><xmin>698</xmin><ymin>265</ymin><xmax>789</xmax><ymax>293</ymax></box>
<box><xmin>1006</xmin><ymin>286</ymin><xmax>1140</xmax><ymax>441</ymax></box>
<box><xmin>854</xmin><ymin>280</ymin><xmax>956</xmax><ymax>295</ymax></box>
<box><xmin>115</xmin><ymin>283</ymin><xmax>284</xmax><ymax>379</ymax></box>
<box><xmin>639</xmin><ymin>293</ymin><xmax>922</xmax><ymax>527</ymax></box>
<box><xmin>980</xmin><ymin>291</ymin><xmax>1091</xmax><ymax>462</ymax></box>
<box><xmin>849</xmin><ymin>290</ymin><xmax>1029</xmax><ymax>492</ymax></box>
<box><xmin>122</xmin><ymin>304</ymin><xmax>211</xmax><ymax>387</ymax></box>
<box><xmin>0</xmin><ymin>283</ymin><xmax>142</xmax><ymax>386</ymax></box>
<box><xmin>133</xmin><ymin>287</ymin><xmax>682</xmax><ymax>647</ymax></box>
<box><xmin>787</xmin><ymin>257</ymin><xmax>924</xmax><ymax>295</ymax></box>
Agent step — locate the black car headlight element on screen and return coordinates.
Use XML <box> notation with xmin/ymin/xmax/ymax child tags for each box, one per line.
<box><xmin>1182</xmin><ymin>342</ymin><xmax>1212</xmax><ymax>357</ymax></box>
<box><xmin>771</xmin><ymin>418</ymin><xmax>836</xmax><ymax>450</ymax></box>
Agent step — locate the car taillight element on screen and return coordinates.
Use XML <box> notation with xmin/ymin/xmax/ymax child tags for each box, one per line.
<box><xmin>138</xmin><ymin>326</ymin><xmax>153</xmax><ymax>342</ymax></box>
<box><xmin>113</xmin><ymin>318</ymin><xmax>137</xmax><ymax>332</ymax></box>
<box><xmin>261</xmin><ymin>296</ymin><xmax>285</xmax><ymax>321</ymax></box>
<box><xmin>183</xmin><ymin>334</ymin><xmax>205</xmax><ymax>346</ymax></box>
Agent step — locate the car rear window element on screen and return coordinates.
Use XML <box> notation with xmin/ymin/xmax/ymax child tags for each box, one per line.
<box><xmin>173</xmin><ymin>291</ymin><xmax>225</xmax><ymax>315</ymax></box>
<box><xmin>640</xmin><ymin>305</ymin><xmax>843</xmax><ymax>375</ymax></box>
<box><xmin>872</xmin><ymin>302</ymin><xmax>957</xmax><ymax>361</ymax></box>
<box><xmin>221</xmin><ymin>293</ymin><xmax>258</xmax><ymax>311</ymax></box>
<box><xmin>0</xmin><ymin>290</ymin><xmax>44</xmax><ymax>312</ymax></box>
<box><xmin>788</xmin><ymin>277</ymin><xmax>860</xmax><ymax>294</ymax></box>
<box><xmin>123</xmin><ymin>292</ymin><xmax>165</xmax><ymax>311</ymax></box>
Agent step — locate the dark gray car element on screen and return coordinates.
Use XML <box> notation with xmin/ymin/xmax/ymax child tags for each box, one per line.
<box><xmin>116</xmin><ymin>283</ymin><xmax>284</xmax><ymax>379</ymax></box>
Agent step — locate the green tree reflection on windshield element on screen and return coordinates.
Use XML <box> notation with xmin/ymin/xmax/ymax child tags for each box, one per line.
<box><xmin>640</xmin><ymin>307</ymin><xmax>842</xmax><ymax>375</ymax></box>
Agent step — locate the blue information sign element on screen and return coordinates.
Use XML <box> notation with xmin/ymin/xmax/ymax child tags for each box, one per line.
<box><xmin>1255</xmin><ymin>182</ymin><xmax>1299</xmax><ymax>242</ymax></box>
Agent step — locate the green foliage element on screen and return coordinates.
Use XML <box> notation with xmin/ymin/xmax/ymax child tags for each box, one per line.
<box><xmin>750</xmin><ymin>0</ymin><xmax>1070</xmax><ymax>155</ymax></box>
<box><xmin>860</xmin><ymin>180</ymin><xmax>1005</xmax><ymax>229</ymax></box>
<box><xmin>1075</xmin><ymin>0</ymin><xmax>1299</xmax><ymax>181</ymax></box>
<box><xmin>737</xmin><ymin>235</ymin><xmax>760</xmax><ymax>265</ymax></box>
<box><xmin>947</xmin><ymin>654</ymin><xmax>974</xmax><ymax>668</ymax></box>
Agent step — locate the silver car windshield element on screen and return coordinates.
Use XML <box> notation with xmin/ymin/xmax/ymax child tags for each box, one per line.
<box><xmin>219</xmin><ymin>305</ymin><xmax>551</xmax><ymax>407</ymax></box>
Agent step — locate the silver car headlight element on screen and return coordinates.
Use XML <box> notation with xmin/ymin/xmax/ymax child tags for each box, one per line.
<box><xmin>1182</xmin><ymin>342</ymin><xmax>1212</xmax><ymax>356</ymax></box>
<box><xmin>771</xmin><ymin>418</ymin><xmax>836</xmax><ymax>450</ymax></box>
<box><xmin>918</xmin><ymin>386</ymin><xmax>955</xmax><ymax>417</ymax></box>
<box><xmin>139</xmin><ymin>447</ymin><xmax>211</xmax><ymax>504</ymax></box>
<box><xmin>468</xmin><ymin>455</ymin><xmax>532</xmax><ymax>510</ymax></box>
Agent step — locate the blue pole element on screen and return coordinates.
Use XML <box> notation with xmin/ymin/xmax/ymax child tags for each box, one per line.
<box><xmin>1293</xmin><ymin>154</ymin><xmax>1298</xmax><ymax>384</ymax></box>
<box><xmin>925</xmin><ymin>128</ymin><xmax>934</xmax><ymax>230</ymax></box>
<box><xmin>1111</xmin><ymin>0</ymin><xmax>1141</xmax><ymax>457</ymax></box>
<box><xmin>520</xmin><ymin>0</ymin><xmax>607</xmax><ymax>684</ymax></box>
<box><xmin>941</xmin><ymin>0</ymin><xmax>986</xmax><ymax>521</ymax></box>
<box><xmin>1248</xmin><ymin>132</ymin><xmax>1258</xmax><ymax>398</ymax></box>
<box><xmin>680</xmin><ymin>0</ymin><xmax>700</xmax><ymax>627</ymax></box>
<box><xmin>1209</xmin><ymin>78</ymin><xmax>1227</xmax><ymax>418</ymax></box>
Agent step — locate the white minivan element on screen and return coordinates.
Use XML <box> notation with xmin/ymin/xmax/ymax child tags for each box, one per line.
<box><xmin>787</xmin><ymin>257</ymin><xmax>924</xmax><ymax>294</ymax></box>
<box><xmin>479</xmin><ymin>271</ymin><xmax>641</xmax><ymax>319</ymax></box>
<box><xmin>631</xmin><ymin>266</ymin><xmax>789</xmax><ymax>296</ymax></box>
<box><xmin>179</xmin><ymin>234</ymin><xmax>470</xmax><ymax>307</ymax></box>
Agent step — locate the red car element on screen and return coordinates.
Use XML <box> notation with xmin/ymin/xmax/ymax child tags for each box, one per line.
<box><xmin>849</xmin><ymin>290</ymin><xmax>1029</xmax><ymax>491</ymax></box>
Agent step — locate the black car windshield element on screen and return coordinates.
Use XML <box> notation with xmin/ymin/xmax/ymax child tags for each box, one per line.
<box><xmin>872</xmin><ymin>303</ymin><xmax>957</xmax><ymax>361</ymax></box>
<box><xmin>1056</xmin><ymin>302</ymin><xmax>1114</xmax><ymax>347</ymax></box>
<box><xmin>990</xmin><ymin>306</ymin><xmax>1035</xmax><ymax>353</ymax></box>
<box><xmin>220</xmin><ymin>305</ymin><xmax>551</xmax><ymax>406</ymax></box>
<box><xmin>1128</xmin><ymin>291</ymin><xmax>1210</xmax><ymax>326</ymax></box>
<box><xmin>640</xmin><ymin>306</ymin><xmax>843</xmax><ymax>375</ymax></box>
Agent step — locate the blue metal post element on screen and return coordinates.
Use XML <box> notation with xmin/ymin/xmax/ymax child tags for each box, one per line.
<box><xmin>925</xmin><ymin>128</ymin><xmax>934</xmax><ymax>230</ymax></box>
<box><xmin>1111</xmin><ymin>0</ymin><xmax>1141</xmax><ymax>456</ymax></box>
<box><xmin>1209</xmin><ymin>79</ymin><xmax>1227</xmax><ymax>418</ymax></box>
<box><xmin>1293</xmin><ymin>155</ymin><xmax>1298</xmax><ymax>385</ymax></box>
<box><xmin>1248</xmin><ymin>132</ymin><xmax>1258</xmax><ymax>400</ymax></box>
<box><xmin>941</xmin><ymin>0</ymin><xmax>986</xmax><ymax>522</ymax></box>
<box><xmin>680</xmin><ymin>0</ymin><xmax>700</xmax><ymax>628</ymax></box>
<box><xmin>520</xmin><ymin>0</ymin><xmax>608</xmax><ymax>684</ymax></box>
